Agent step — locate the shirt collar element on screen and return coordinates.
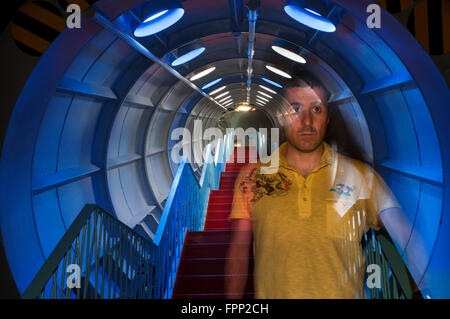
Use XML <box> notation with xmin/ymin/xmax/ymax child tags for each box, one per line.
<box><xmin>277</xmin><ymin>140</ymin><xmax>333</xmax><ymax>171</ymax></box>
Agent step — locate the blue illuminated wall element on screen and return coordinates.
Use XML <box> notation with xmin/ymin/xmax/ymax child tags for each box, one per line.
<box><xmin>0</xmin><ymin>0</ymin><xmax>449</xmax><ymax>298</ymax></box>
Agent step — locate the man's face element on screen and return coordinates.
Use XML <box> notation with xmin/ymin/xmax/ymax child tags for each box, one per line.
<box><xmin>278</xmin><ymin>86</ymin><xmax>329</xmax><ymax>153</ymax></box>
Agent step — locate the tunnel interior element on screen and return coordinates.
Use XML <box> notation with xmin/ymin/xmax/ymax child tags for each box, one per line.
<box><xmin>0</xmin><ymin>0</ymin><xmax>449</xmax><ymax>298</ymax></box>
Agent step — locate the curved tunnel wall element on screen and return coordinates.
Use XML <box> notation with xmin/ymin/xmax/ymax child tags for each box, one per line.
<box><xmin>0</xmin><ymin>0</ymin><xmax>449</xmax><ymax>297</ymax></box>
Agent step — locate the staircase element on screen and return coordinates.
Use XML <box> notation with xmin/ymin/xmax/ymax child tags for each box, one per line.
<box><xmin>172</xmin><ymin>147</ymin><xmax>255</xmax><ymax>299</ymax></box>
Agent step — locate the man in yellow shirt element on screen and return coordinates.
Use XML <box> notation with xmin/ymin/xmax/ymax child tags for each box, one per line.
<box><xmin>224</xmin><ymin>75</ymin><xmax>420</xmax><ymax>299</ymax></box>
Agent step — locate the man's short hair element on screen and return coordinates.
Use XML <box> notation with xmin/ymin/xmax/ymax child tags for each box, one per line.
<box><xmin>281</xmin><ymin>71</ymin><xmax>330</xmax><ymax>103</ymax></box>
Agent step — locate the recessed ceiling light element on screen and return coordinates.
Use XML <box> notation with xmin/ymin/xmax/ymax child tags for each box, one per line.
<box><xmin>256</xmin><ymin>95</ymin><xmax>270</xmax><ymax>102</ymax></box>
<box><xmin>262</xmin><ymin>77</ymin><xmax>283</xmax><ymax>88</ymax></box>
<box><xmin>236</xmin><ymin>105</ymin><xmax>252</xmax><ymax>112</ymax></box>
<box><xmin>259</xmin><ymin>85</ymin><xmax>277</xmax><ymax>94</ymax></box>
<box><xmin>172</xmin><ymin>47</ymin><xmax>205</xmax><ymax>66</ymax></box>
<box><xmin>202</xmin><ymin>78</ymin><xmax>223</xmax><ymax>90</ymax></box>
<box><xmin>284</xmin><ymin>3</ymin><xmax>336</xmax><ymax>33</ymax></box>
<box><xmin>215</xmin><ymin>91</ymin><xmax>230</xmax><ymax>100</ymax></box>
<box><xmin>219</xmin><ymin>96</ymin><xmax>232</xmax><ymax>103</ymax></box>
<box><xmin>190</xmin><ymin>67</ymin><xmax>216</xmax><ymax>81</ymax></box>
<box><xmin>271</xmin><ymin>45</ymin><xmax>307</xmax><ymax>64</ymax></box>
<box><xmin>266</xmin><ymin>65</ymin><xmax>292</xmax><ymax>79</ymax></box>
<box><xmin>144</xmin><ymin>9</ymin><xmax>169</xmax><ymax>22</ymax></box>
<box><xmin>209</xmin><ymin>86</ymin><xmax>226</xmax><ymax>95</ymax></box>
<box><xmin>257</xmin><ymin>91</ymin><xmax>273</xmax><ymax>99</ymax></box>
<box><xmin>134</xmin><ymin>8</ymin><xmax>185</xmax><ymax>37</ymax></box>
<box><xmin>256</xmin><ymin>99</ymin><xmax>267</xmax><ymax>105</ymax></box>
<box><xmin>305</xmin><ymin>8</ymin><xmax>322</xmax><ymax>16</ymax></box>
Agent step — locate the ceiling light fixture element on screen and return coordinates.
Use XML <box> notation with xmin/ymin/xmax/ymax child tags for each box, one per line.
<box><xmin>284</xmin><ymin>0</ymin><xmax>336</xmax><ymax>33</ymax></box>
<box><xmin>262</xmin><ymin>77</ymin><xmax>283</xmax><ymax>88</ymax></box>
<box><xmin>134</xmin><ymin>4</ymin><xmax>185</xmax><ymax>37</ymax></box>
<box><xmin>209</xmin><ymin>86</ymin><xmax>226</xmax><ymax>95</ymax></box>
<box><xmin>214</xmin><ymin>91</ymin><xmax>230</xmax><ymax>100</ymax></box>
<box><xmin>219</xmin><ymin>96</ymin><xmax>232</xmax><ymax>103</ymax></box>
<box><xmin>235</xmin><ymin>105</ymin><xmax>252</xmax><ymax>112</ymax></box>
<box><xmin>256</xmin><ymin>99</ymin><xmax>267</xmax><ymax>105</ymax></box>
<box><xmin>271</xmin><ymin>45</ymin><xmax>307</xmax><ymax>64</ymax></box>
<box><xmin>259</xmin><ymin>85</ymin><xmax>277</xmax><ymax>94</ymax></box>
<box><xmin>190</xmin><ymin>66</ymin><xmax>216</xmax><ymax>81</ymax></box>
<box><xmin>144</xmin><ymin>9</ymin><xmax>168</xmax><ymax>22</ymax></box>
<box><xmin>256</xmin><ymin>95</ymin><xmax>270</xmax><ymax>102</ymax></box>
<box><xmin>266</xmin><ymin>65</ymin><xmax>292</xmax><ymax>79</ymax></box>
<box><xmin>201</xmin><ymin>78</ymin><xmax>223</xmax><ymax>90</ymax></box>
<box><xmin>257</xmin><ymin>91</ymin><xmax>273</xmax><ymax>99</ymax></box>
<box><xmin>171</xmin><ymin>47</ymin><xmax>205</xmax><ymax>66</ymax></box>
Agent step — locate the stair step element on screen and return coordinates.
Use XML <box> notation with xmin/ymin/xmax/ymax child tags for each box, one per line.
<box><xmin>220</xmin><ymin>175</ymin><xmax>239</xmax><ymax>180</ymax></box>
<box><xmin>221</xmin><ymin>172</ymin><xmax>240</xmax><ymax>177</ymax></box>
<box><xmin>210</xmin><ymin>189</ymin><xmax>235</xmax><ymax>195</ymax></box>
<box><xmin>226</xmin><ymin>164</ymin><xmax>247</xmax><ymax>168</ymax></box>
<box><xmin>207</xmin><ymin>203</ymin><xmax>232</xmax><ymax>211</ymax></box>
<box><xmin>225</xmin><ymin>168</ymin><xmax>246</xmax><ymax>172</ymax></box>
<box><xmin>205</xmin><ymin>212</ymin><xmax>230</xmax><ymax>221</ymax></box>
<box><xmin>172</xmin><ymin>274</ymin><xmax>254</xmax><ymax>294</ymax></box>
<box><xmin>209</xmin><ymin>194</ymin><xmax>234</xmax><ymax>200</ymax></box>
<box><xmin>177</xmin><ymin>258</ymin><xmax>254</xmax><ymax>276</ymax></box>
<box><xmin>182</xmin><ymin>243</ymin><xmax>251</xmax><ymax>259</ymax></box>
<box><xmin>186</xmin><ymin>230</ymin><xmax>233</xmax><ymax>243</ymax></box>
<box><xmin>219</xmin><ymin>180</ymin><xmax>237</xmax><ymax>185</ymax></box>
<box><xmin>206</xmin><ymin>210</ymin><xmax>231</xmax><ymax>217</ymax></box>
<box><xmin>208</xmin><ymin>196</ymin><xmax>234</xmax><ymax>204</ymax></box>
<box><xmin>219</xmin><ymin>177</ymin><xmax>239</xmax><ymax>183</ymax></box>
<box><xmin>204</xmin><ymin>219</ymin><xmax>232</xmax><ymax>230</ymax></box>
<box><xmin>206</xmin><ymin>211</ymin><xmax>231</xmax><ymax>218</ymax></box>
<box><xmin>218</xmin><ymin>183</ymin><xmax>238</xmax><ymax>188</ymax></box>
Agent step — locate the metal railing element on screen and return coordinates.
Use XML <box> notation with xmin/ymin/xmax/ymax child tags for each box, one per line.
<box><xmin>22</xmin><ymin>136</ymin><xmax>231</xmax><ymax>299</ymax></box>
<box><xmin>362</xmin><ymin>228</ymin><xmax>417</xmax><ymax>299</ymax></box>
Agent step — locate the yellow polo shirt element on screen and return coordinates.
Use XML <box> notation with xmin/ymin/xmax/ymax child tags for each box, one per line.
<box><xmin>229</xmin><ymin>141</ymin><xmax>400</xmax><ymax>299</ymax></box>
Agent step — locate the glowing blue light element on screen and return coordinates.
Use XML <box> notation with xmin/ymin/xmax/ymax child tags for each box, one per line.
<box><xmin>144</xmin><ymin>9</ymin><xmax>168</xmax><ymax>23</ymax></box>
<box><xmin>134</xmin><ymin>8</ymin><xmax>185</xmax><ymax>37</ymax></box>
<box><xmin>304</xmin><ymin>8</ymin><xmax>321</xmax><ymax>16</ymax></box>
<box><xmin>202</xmin><ymin>78</ymin><xmax>223</xmax><ymax>90</ymax></box>
<box><xmin>172</xmin><ymin>47</ymin><xmax>205</xmax><ymax>66</ymax></box>
<box><xmin>262</xmin><ymin>77</ymin><xmax>283</xmax><ymax>88</ymax></box>
<box><xmin>284</xmin><ymin>4</ymin><xmax>336</xmax><ymax>32</ymax></box>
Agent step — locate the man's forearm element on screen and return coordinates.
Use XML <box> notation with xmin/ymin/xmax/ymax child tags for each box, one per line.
<box><xmin>224</xmin><ymin>243</ymin><xmax>250</xmax><ymax>298</ymax></box>
<box><xmin>224</xmin><ymin>219</ymin><xmax>253</xmax><ymax>298</ymax></box>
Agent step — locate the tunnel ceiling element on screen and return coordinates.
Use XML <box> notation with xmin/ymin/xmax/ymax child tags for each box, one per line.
<box><xmin>0</xmin><ymin>0</ymin><xmax>449</xmax><ymax>297</ymax></box>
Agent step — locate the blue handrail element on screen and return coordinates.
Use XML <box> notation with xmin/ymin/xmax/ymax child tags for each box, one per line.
<box><xmin>152</xmin><ymin>137</ymin><xmax>229</xmax><ymax>297</ymax></box>
<box><xmin>21</xmin><ymin>134</ymin><xmax>232</xmax><ymax>299</ymax></box>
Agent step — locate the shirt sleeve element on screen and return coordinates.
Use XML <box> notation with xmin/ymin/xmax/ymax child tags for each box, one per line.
<box><xmin>365</xmin><ymin>166</ymin><xmax>401</xmax><ymax>231</ymax></box>
<box><xmin>228</xmin><ymin>164</ymin><xmax>257</xmax><ymax>220</ymax></box>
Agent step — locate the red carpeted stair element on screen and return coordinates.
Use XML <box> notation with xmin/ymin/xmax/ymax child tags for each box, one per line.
<box><xmin>172</xmin><ymin>147</ymin><xmax>255</xmax><ymax>299</ymax></box>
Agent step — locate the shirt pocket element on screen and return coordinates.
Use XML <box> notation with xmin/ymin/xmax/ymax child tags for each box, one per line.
<box><xmin>325</xmin><ymin>197</ymin><xmax>361</xmax><ymax>242</ymax></box>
